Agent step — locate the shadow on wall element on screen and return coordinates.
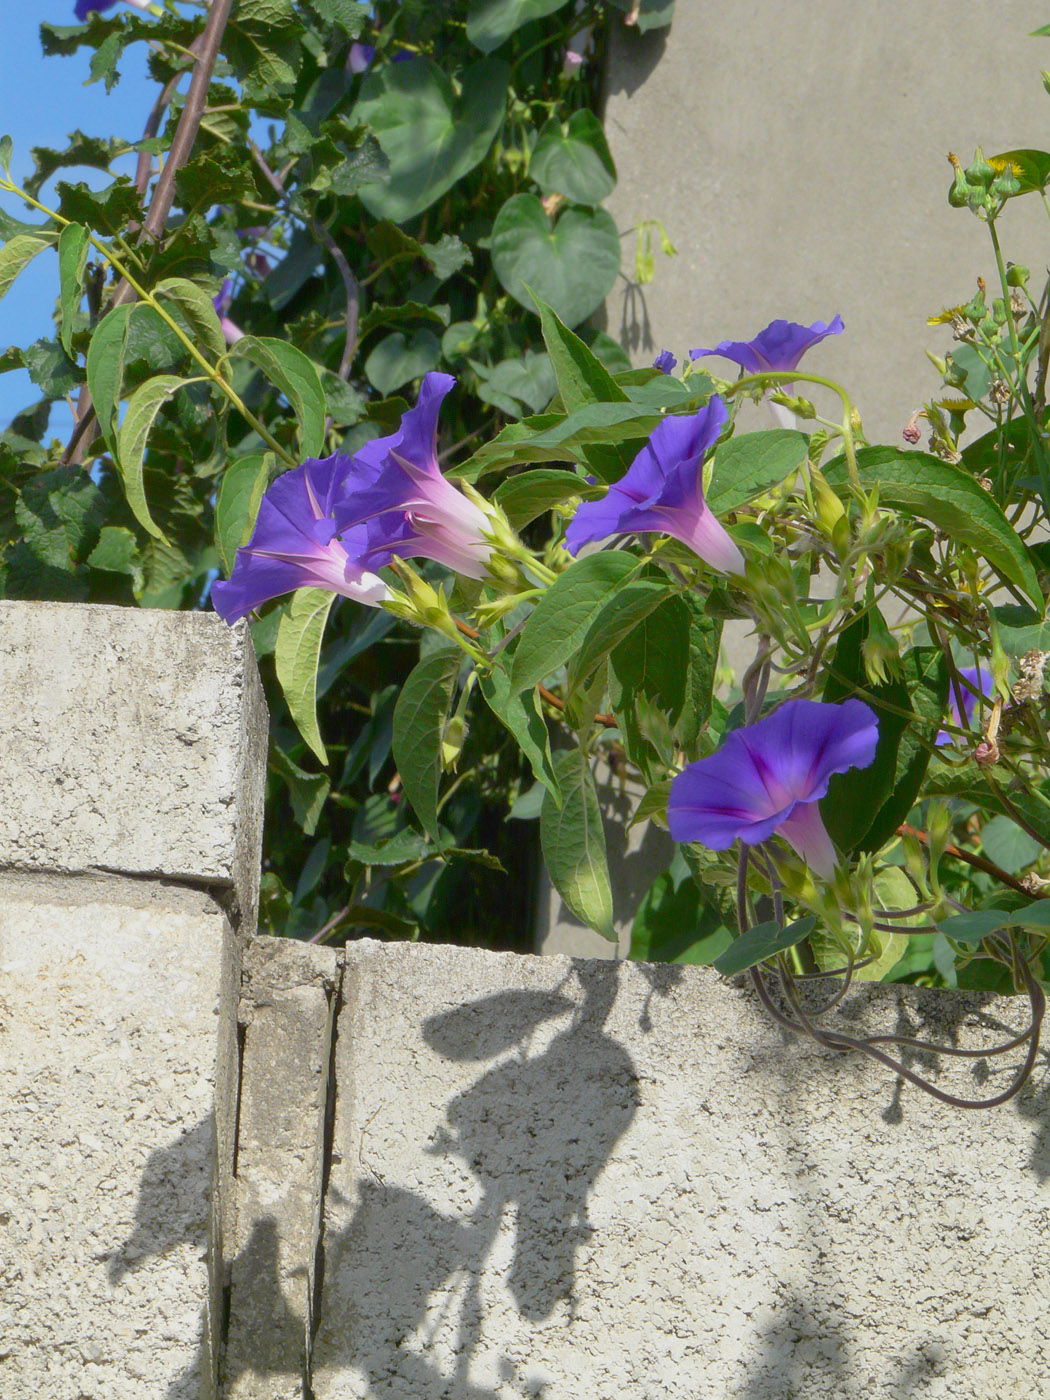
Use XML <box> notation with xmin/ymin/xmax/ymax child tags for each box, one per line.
<box><xmin>109</xmin><ymin>959</ymin><xmax>672</xmax><ymax>1395</ymax></box>
<box><xmin>314</xmin><ymin>959</ymin><xmax>649</xmax><ymax>1395</ymax></box>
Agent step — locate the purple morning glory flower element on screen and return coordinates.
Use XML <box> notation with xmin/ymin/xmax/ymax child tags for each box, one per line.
<box><xmin>211</xmin><ymin>458</ymin><xmax>390</xmax><ymax>624</ymax></box>
<box><xmin>75</xmin><ymin>0</ymin><xmax>117</xmax><ymax>14</ymax></box>
<box><xmin>348</xmin><ymin>42</ymin><xmax>376</xmax><ymax>74</ymax></box>
<box><xmin>212</xmin><ymin>279</ymin><xmax>243</xmax><ymax>347</ymax></box>
<box><xmin>667</xmin><ymin>698</ymin><xmax>879</xmax><ymax>879</ymax></box>
<box><xmin>564</xmin><ymin>396</ymin><xmax>745</xmax><ymax>576</ymax></box>
<box><xmin>689</xmin><ymin>317</ymin><xmax>845</xmax><ymax>375</ymax></box>
<box><xmin>332</xmin><ymin>373</ymin><xmax>495</xmax><ymax>580</ymax></box>
<box><xmin>936</xmin><ymin>664</ymin><xmax>993</xmax><ymax>745</ymax></box>
<box><xmin>652</xmin><ymin>350</ymin><xmax>677</xmax><ymax>374</ymax></box>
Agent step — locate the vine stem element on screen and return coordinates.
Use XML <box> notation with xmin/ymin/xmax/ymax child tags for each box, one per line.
<box><xmin>723</xmin><ymin>368</ymin><xmax>862</xmax><ymax>490</ymax></box>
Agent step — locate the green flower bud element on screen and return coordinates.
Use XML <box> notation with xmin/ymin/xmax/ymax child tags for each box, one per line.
<box><xmin>964</xmin><ymin>147</ymin><xmax>995</xmax><ymax>187</ymax></box>
<box><xmin>1006</xmin><ymin>262</ymin><xmax>1030</xmax><ymax>287</ymax></box>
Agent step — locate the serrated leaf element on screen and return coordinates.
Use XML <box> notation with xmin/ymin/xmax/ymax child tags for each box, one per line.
<box><xmin>227</xmin><ymin>335</ymin><xmax>326</xmax><ymax>457</ymax></box>
<box><xmin>116</xmin><ymin>374</ymin><xmax>195</xmax><ymax>540</ymax></box>
<box><xmin>215</xmin><ymin>453</ymin><xmax>271</xmax><ymax>575</ymax></box>
<box><xmin>712</xmin><ymin>916</ymin><xmax>816</xmax><ymax>977</ymax></box>
<box><xmin>57</xmin><ymin>223</ymin><xmax>90</xmax><ymax>356</ymax></box>
<box><xmin>510</xmin><ymin>550</ymin><xmax>640</xmax><ymax>693</ymax></box>
<box><xmin>540</xmin><ymin>748</ymin><xmax>615</xmax><ymax>939</ymax></box>
<box><xmin>479</xmin><ymin>666</ymin><xmax>560</xmax><ymax>806</ymax></box>
<box><xmin>86</xmin><ymin>524</ymin><xmax>138</xmax><ymax>576</ymax></box>
<box><xmin>824</xmin><ymin>445</ymin><xmax>1043</xmax><ymax>608</ymax></box>
<box><xmin>275</xmin><ymin>587</ymin><xmax>337</xmax><ymax>765</ymax></box>
<box><xmin>154</xmin><ymin>277</ymin><xmax>227</xmax><ymax>363</ymax></box>
<box><xmin>392</xmin><ymin>647</ymin><xmax>463</xmax><ymax>842</ymax></box>
<box><xmin>0</xmin><ymin>234</ymin><xmax>53</xmax><ymax>304</ymax></box>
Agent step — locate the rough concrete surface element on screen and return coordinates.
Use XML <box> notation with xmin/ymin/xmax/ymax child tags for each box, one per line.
<box><xmin>309</xmin><ymin>939</ymin><xmax>1050</xmax><ymax>1400</ymax></box>
<box><xmin>0</xmin><ymin>874</ymin><xmax>233</xmax><ymax>1399</ymax></box>
<box><xmin>0</xmin><ymin>601</ymin><xmax>267</xmax><ymax>920</ymax></box>
<box><xmin>223</xmin><ymin>938</ymin><xmax>340</xmax><ymax>1399</ymax></box>
<box><xmin>601</xmin><ymin>3</ymin><xmax>1050</xmax><ymax>446</ymax></box>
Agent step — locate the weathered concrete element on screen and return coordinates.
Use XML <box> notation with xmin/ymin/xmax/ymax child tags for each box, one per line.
<box><xmin>0</xmin><ymin>601</ymin><xmax>267</xmax><ymax>926</ymax></box>
<box><xmin>602</xmin><ymin>3</ymin><xmax>1050</xmax><ymax>446</ymax></box>
<box><xmin>0</xmin><ymin>601</ymin><xmax>268</xmax><ymax>1399</ymax></box>
<box><xmin>223</xmin><ymin>938</ymin><xmax>340</xmax><ymax>1399</ymax></box>
<box><xmin>309</xmin><ymin>939</ymin><xmax>1050</xmax><ymax>1400</ymax></box>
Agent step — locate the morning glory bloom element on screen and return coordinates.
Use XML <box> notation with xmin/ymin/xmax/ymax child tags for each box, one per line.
<box><xmin>936</xmin><ymin>664</ymin><xmax>993</xmax><ymax>745</ymax></box>
<box><xmin>564</xmin><ymin>396</ymin><xmax>745</xmax><ymax>576</ymax></box>
<box><xmin>75</xmin><ymin>0</ymin><xmax>152</xmax><ymax>15</ymax></box>
<box><xmin>212</xmin><ymin>279</ymin><xmax>244</xmax><ymax>347</ymax></box>
<box><xmin>348</xmin><ymin>42</ymin><xmax>375</xmax><ymax>74</ymax></box>
<box><xmin>667</xmin><ymin>698</ymin><xmax>879</xmax><ymax>879</ymax></box>
<box><xmin>211</xmin><ymin>458</ymin><xmax>390</xmax><ymax>624</ymax></box>
<box><xmin>652</xmin><ymin>350</ymin><xmax>677</xmax><ymax>374</ymax></box>
<box><xmin>689</xmin><ymin>317</ymin><xmax>845</xmax><ymax>375</ymax></box>
<box><xmin>332</xmin><ymin>373</ymin><xmax>496</xmax><ymax>581</ymax></box>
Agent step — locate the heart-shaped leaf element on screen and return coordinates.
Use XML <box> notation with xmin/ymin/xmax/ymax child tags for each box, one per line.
<box><xmin>467</xmin><ymin>0</ymin><xmax>570</xmax><ymax>52</ymax></box>
<box><xmin>355</xmin><ymin>56</ymin><xmax>509</xmax><ymax>221</ymax></box>
<box><xmin>491</xmin><ymin>194</ymin><xmax>621</xmax><ymax>328</ymax></box>
<box><xmin>364</xmin><ymin>329</ymin><xmax>441</xmax><ymax>396</ymax></box>
<box><xmin>530</xmin><ymin>112</ymin><xmax>616</xmax><ymax>204</ymax></box>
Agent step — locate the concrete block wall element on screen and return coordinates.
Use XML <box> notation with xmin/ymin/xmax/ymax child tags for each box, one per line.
<box><xmin>2</xmin><ymin>604</ymin><xmax>1049</xmax><ymax>1399</ymax></box>
<box><xmin>0</xmin><ymin>602</ymin><xmax>267</xmax><ymax>1398</ymax></box>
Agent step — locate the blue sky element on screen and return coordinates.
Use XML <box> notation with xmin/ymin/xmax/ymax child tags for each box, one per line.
<box><xmin>0</xmin><ymin>8</ymin><xmax>155</xmax><ymax>431</ymax></box>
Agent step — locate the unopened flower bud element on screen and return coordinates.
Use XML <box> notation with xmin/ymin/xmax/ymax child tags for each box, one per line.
<box><xmin>974</xmin><ymin>737</ymin><xmax>999</xmax><ymax>766</ymax></box>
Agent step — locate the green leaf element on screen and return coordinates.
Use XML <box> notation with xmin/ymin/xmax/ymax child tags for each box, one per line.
<box><xmin>452</xmin><ymin>401</ymin><xmax>661</xmax><ymax>481</ymax></box>
<box><xmin>530</xmin><ymin>111</ymin><xmax>617</xmax><ymax>204</ymax></box>
<box><xmin>493</xmin><ymin>468</ymin><xmax>600</xmax><ymax>530</ymax></box>
<box><xmin>57</xmin><ymin>223</ymin><xmax>90</xmax><ymax>356</ymax></box>
<box><xmin>86</xmin><ymin>525</ymin><xmax>138</xmax><ymax>576</ymax></box>
<box><xmin>492</xmin><ymin>195</ymin><xmax>621</xmax><ymax>329</ymax></box>
<box><xmin>270</xmin><ymin>743</ymin><xmax>330</xmax><ymax>836</ymax></box>
<box><xmin>630</xmin><ymin>852</ymin><xmax>734</xmax><ymax>964</ymax></box>
<box><xmin>858</xmin><ymin>646</ymin><xmax>949</xmax><ymax>854</ymax></box>
<box><xmin>116</xmin><ymin>374</ymin><xmax>193</xmax><ymax>540</ymax></box>
<box><xmin>479</xmin><ymin>666</ymin><xmax>561</xmax><ymax>806</ymax></box>
<box><xmin>215</xmin><ymin>453</ymin><xmax>271</xmax><ymax>575</ymax></box>
<box><xmin>988</xmin><ymin>149</ymin><xmax>1050</xmax><ymax>196</ymax></box>
<box><xmin>510</xmin><ymin>551</ymin><xmax>640</xmax><ymax>693</ymax></box>
<box><xmin>980</xmin><ymin>815</ymin><xmax>1044</xmax><ymax>875</ymax></box>
<box><xmin>605</xmin><ymin>0</ymin><xmax>675</xmax><ymax>30</ymax></box>
<box><xmin>712</xmin><ymin>917</ymin><xmax>816</xmax><ymax>977</ymax></box>
<box><xmin>855</xmin><ymin>866</ymin><xmax>921</xmax><ymax>982</ymax></box>
<box><xmin>85</xmin><ymin>303</ymin><xmax>133</xmax><ymax>455</ymax></box>
<box><xmin>364</xmin><ymin>329</ymin><xmax>441</xmax><ymax>396</ymax></box>
<box><xmin>821</xmin><ymin>611</ymin><xmax>912</xmax><ymax>852</ymax></box>
<box><xmin>154</xmin><ymin>277</ymin><xmax>227</xmax><ymax>363</ymax></box>
<box><xmin>0</xmin><ymin>234</ymin><xmax>54</xmax><ymax>305</ymax></box>
<box><xmin>938</xmin><ymin>900</ymin><xmax>1050</xmax><ymax>945</ymax></box>
<box><xmin>392</xmin><ymin>647</ymin><xmax>463</xmax><ymax>842</ymax></box>
<box><xmin>824</xmin><ymin>445</ymin><xmax>1043</xmax><ymax>608</ymax></box>
<box><xmin>571</xmin><ymin>579</ymin><xmax>670</xmax><ymax>689</ymax></box>
<box><xmin>473</xmin><ymin>351</ymin><xmax>556</xmax><ymax>417</ymax></box>
<box><xmin>540</xmin><ymin>748</ymin><xmax>615</xmax><ymax>940</ymax></box>
<box><xmin>355</xmin><ymin>56</ymin><xmax>509</xmax><ymax>221</ymax></box>
<box><xmin>24</xmin><ymin>338</ymin><xmax>80</xmax><ymax>398</ymax></box>
<box><xmin>674</xmin><ymin>593</ymin><xmax>722</xmax><ymax>753</ymax></box>
<box><xmin>706</xmin><ymin>430</ymin><xmax>808</xmax><ymax>513</ymax></box>
<box><xmin>529</xmin><ymin>290</ymin><xmax>627</xmax><ymax>411</ymax></box>
<box><xmin>347</xmin><ymin>828</ymin><xmax>431</xmax><ymax>867</ymax></box>
<box><xmin>609</xmin><ymin>593</ymin><xmax>694</xmax><ymax>778</ymax></box>
<box><xmin>466</xmin><ymin>0</ymin><xmax>570</xmax><ymax>52</ymax></box>
<box><xmin>227</xmin><ymin>335</ymin><xmax>326</xmax><ymax>458</ymax></box>
<box><xmin>0</xmin><ymin>134</ymin><xmax>11</xmax><ymax>176</ymax></box>
<box><xmin>991</xmin><ymin>603</ymin><xmax>1050</xmax><ymax>656</ymax></box>
<box><xmin>275</xmin><ymin>588</ymin><xmax>337</xmax><ymax>765</ymax></box>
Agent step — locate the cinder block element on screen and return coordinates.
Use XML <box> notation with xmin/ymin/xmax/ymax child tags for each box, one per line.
<box><xmin>311</xmin><ymin>939</ymin><xmax>1050</xmax><ymax>1400</ymax></box>
<box><xmin>223</xmin><ymin>937</ymin><xmax>340</xmax><ymax>1400</ymax></box>
<box><xmin>0</xmin><ymin>601</ymin><xmax>266</xmax><ymax>924</ymax></box>
<box><xmin>0</xmin><ymin>874</ymin><xmax>234</xmax><ymax>1399</ymax></box>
